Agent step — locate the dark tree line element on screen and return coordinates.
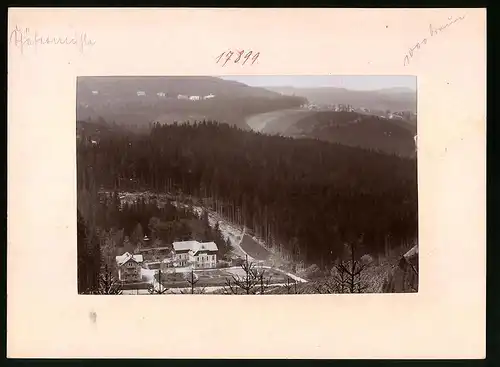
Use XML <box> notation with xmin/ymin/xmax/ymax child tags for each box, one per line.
<box><xmin>77</xmin><ymin>120</ymin><xmax>417</xmax><ymax>270</ymax></box>
<box><xmin>77</xmin><ymin>210</ymin><xmax>101</xmax><ymax>294</ymax></box>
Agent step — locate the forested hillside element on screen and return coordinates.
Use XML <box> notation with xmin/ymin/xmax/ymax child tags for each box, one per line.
<box><xmin>285</xmin><ymin>111</ymin><xmax>417</xmax><ymax>157</ymax></box>
<box><xmin>78</xmin><ymin>120</ymin><xmax>418</xmax><ymax>268</ymax></box>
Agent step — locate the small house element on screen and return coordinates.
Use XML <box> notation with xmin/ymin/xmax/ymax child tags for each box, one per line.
<box><xmin>115</xmin><ymin>252</ymin><xmax>144</xmax><ymax>282</ymax></box>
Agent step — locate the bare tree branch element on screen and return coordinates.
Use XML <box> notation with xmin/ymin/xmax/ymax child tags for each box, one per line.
<box><xmin>223</xmin><ymin>278</ymin><xmax>239</xmax><ymax>294</ymax></box>
<box><xmin>97</xmin><ymin>264</ymin><xmax>123</xmax><ymax>295</ymax></box>
<box><xmin>184</xmin><ymin>269</ymin><xmax>199</xmax><ymax>294</ymax></box>
<box><xmin>313</xmin><ymin>283</ymin><xmax>325</xmax><ymax>294</ymax></box>
<box><xmin>223</xmin><ymin>256</ymin><xmax>272</xmax><ymax>295</ymax></box>
<box><xmin>149</xmin><ymin>269</ymin><xmax>169</xmax><ymax>294</ymax></box>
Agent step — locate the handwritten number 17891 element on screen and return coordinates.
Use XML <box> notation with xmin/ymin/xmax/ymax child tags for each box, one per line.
<box><xmin>216</xmin><ymin>50</ymin><xmax>260</xmax><ymax>66</ymax></box>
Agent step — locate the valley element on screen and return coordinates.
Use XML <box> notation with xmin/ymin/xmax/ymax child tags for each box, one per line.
<box><xmin>77</xmin><ymin>76</ymin><xmax>419</xmax><ymax>295</ymax></box>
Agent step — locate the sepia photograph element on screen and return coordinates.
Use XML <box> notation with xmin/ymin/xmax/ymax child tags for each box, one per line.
<box><xmin>76</xmin><ymin>75</ymin><xmax>418</xmax><ymax>295</ymax></box>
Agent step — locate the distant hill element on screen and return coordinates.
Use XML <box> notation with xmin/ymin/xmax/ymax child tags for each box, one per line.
<box><xmin>375</xmin><ymin>87</ymin><xmax>416</xmax><ymax>95</ymax></box>
<box><xmin>263</xmin><ymin>86</ymin><xmax>416</xmax><ymax>113</ymax></box>
<box><xmin>282</xmin><ymin>111</ymin><xmax>417</xmax><ymax>157</ymax></box>
<box><xmin>77</xmin><ymin>76</ymin><xmax>306</xmax><ymax>130</ymax></box>
<box><xmin>77</xmin><ymin>76</ymin><xmax>282</xmax><ymax>102</ymax></box>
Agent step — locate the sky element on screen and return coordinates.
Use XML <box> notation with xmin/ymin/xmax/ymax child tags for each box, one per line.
<box><xmin>218</xmin><ymin>75</ymin><xmax>416</xmax><ymax>91</ymax></box>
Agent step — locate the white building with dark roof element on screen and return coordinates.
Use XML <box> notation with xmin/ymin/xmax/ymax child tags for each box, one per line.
<box><xmin>172</xmin><ymin>240</ymin><xmax>218</xmax><ymax>268</ymax></box>
<box><xmin>115</xmin><ymin>252</ymin><xmax>144</xmax><ymax>282</ymax></box>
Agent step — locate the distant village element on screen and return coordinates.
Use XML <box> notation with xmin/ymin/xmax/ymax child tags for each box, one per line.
<box><xmin>91</xmin><ymin>89</ymin><xmax>216</xmax><ymax>101</ymax></box>
<box><xmin>300</xmin><ymin>102</ymin><xmax>417</xmax><ymax>122</ymax></box>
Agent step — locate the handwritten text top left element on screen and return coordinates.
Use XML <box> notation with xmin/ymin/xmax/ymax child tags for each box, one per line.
<box><xmin>9</xmin><ymin>25</ymin><xmax>96</xmax><ymax>54</ymax></box>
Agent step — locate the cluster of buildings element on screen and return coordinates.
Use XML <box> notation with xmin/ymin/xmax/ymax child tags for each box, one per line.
<box><xmin>332</xmin><ymin>104</ymin><xmax>355</xmax><ymax>112</ymax></box>
<box><xmin>300</xmin><ymin>103</ymin><xmax>355</xmax><ymax>112</ymax></box>
<box><xmin>89</xmin><ymin>90</ymin><xmax>217</xmax><ymax>100</ymax></box>
<box><xmin>299</xmin><ymin>103</ymin><xmax>417</xmax><ymax>122</ymax></box>
<box><xmin>115</xmin><ymin>238</ymin><xmax>219</xmax><ymax>282</ymax></box>
<box><xmin>301</xmin><ymin>103</ymin><xmax>320</xmax><ymax>110</ymax></box>
<box><xmin>176</xmin><ymin>93</ymin><xmax>215</xmax><ymax>101</ymax></box>
<box><xmin>135</xmin><ymin>91</ymin><xmax>216</xmax><ymax>100</ymax></box>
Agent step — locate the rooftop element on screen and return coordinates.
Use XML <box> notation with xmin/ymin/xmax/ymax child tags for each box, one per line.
<box><xmin>115</xmin><ymin>252</ymin><xmax>144</xmax><ymax>266</ymax></box>
<box><xmin>172</xmin><ymin>240</ymin><xmax>218</xmax><ymax>253</ymax></box>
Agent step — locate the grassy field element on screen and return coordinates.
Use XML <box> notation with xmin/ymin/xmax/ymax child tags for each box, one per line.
<box><xmin>153</xmin><ymin>266</ymin><xmax>293</xmax><ymax>289</ymax></box>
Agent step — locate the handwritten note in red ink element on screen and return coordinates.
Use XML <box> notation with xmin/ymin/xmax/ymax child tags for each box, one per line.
<box><xmin>216</xmin><ymin>49</ymin><xmax>260</xmax><ymax>66</ymax></box>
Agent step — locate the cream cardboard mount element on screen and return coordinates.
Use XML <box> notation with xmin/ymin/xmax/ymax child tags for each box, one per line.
<box><xmin>7</xmin><ymin>8</ymin><xmax>486</xmax><ymax>359</ymax></box>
